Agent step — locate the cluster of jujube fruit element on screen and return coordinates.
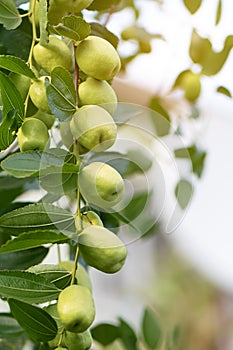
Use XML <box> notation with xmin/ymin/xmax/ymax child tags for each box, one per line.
<box><xmin>14</xmin><ymin>1</ymin><xmax>128</xmax><ymax>349</ymax></box>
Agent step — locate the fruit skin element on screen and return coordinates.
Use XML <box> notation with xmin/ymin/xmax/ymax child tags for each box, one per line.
<box><xmin>78</xmin><ymin>162</ymin><xmax>125</xmax><ymax>209</ymax></box>
<box><xmin>33</xmin><ymin>36</ymin><xmax>72</xmax><ymax>74</ymax></box>
<box><xmin>29</xmin><ymin>76</ymin><xmax>51</xmax><ymax>113</ymax></box>
<box><xmin>32</xmin><ymin>109</ymin><xmax>55</xmax><ymax>129</ymax></box>
<box><xmin>57</xmin><ymin>285</ymin><xmax>95</xmax><ymax>333</ymax></box>
<box><xmin>75</xmin><ymin>36</ymin><xmax>121</xmax><ymax>81</ymax></box>
<box><xmin>54</xmin><ymin>0</ymin><xmax>94</xmax><ymax>12</ymax></box>
<box><xmin>59</xmin><ymin>261</ymin><xmax>92</xmax><ymax>292</ymax></box>
<box><xmin>70</xmin><ymin>105</ymin><xmax>117</xmax><ymax>152</ymax></box>
<box><xmin>60</xmin><ymin>121</ymin><xmax>89</xmax><ymax>154</ymax></box>
<box><xmin>78</xmin><ymin>225</ymin><xmax>127</xmax><ymax>274</ymax></box>
<box><xmin>17</xmin><ymin>118</ymin><xmax>49</xmax><ymax>152</ymax></box>
<box><xmin>64</xmin><ymin>330</ymin><xmax>92</xmax><ymax>350</ymax></box>
<box><xmin>78</xmin><ymin>77</ymin><xmax>117</xmax><ymax>115</ymax></box>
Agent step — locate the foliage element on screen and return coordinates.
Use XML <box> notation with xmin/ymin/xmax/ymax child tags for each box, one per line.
<box><xmin>0</xmin><ymin>0</ymin><xmax>231</xmax><ymax>349</ymax></box>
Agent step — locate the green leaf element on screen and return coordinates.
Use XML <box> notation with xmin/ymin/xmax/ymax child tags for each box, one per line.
<box><xmin>0</xmin><ymin>14</ymin><xmax>32</xmax><ymax>60</ymax></box>
<box><xmin>149</xmin><ymin>97</ymin><xmax>170</xmax><ymax>136</ymax></box>
<box><xmin>91</xmin><ymin>323</ymin><xmax>119</xmax><ymax>346</ymax></box>
<box><xmin>0</xmin><ymin>270</ymin><xmax>59</xmax><ymax>303</ymax></box>
<box><xmin>113</xmin><ymin>103</ymin><xmax>142</xmax><ymax>124</ymax></box>
<box><xmin>0</xmin><ymin>313</ymin><xmax>24</xmax><ymax>338</ymax></box>
<box><xmin>216</xmin><ymin>85</ymin><xmax>232</xmax><ymax>97</ymax></box>
<box><xmin>189</xmin><ymin>30</ymin><xmax>233</xmax><ymax>75</ymax></box>
<box><xmin>48</xmin><ymin>15</ymin><xmax>91</xmax><ymax>42</ymax></box>
<box><xmin>0</xmin><ymin>202</ymin><xmax>75</xmax><ymax>236</ymax></box>
<box><xmin>39</xmin><ymin>0</ymin><xmax>49</xmax><ymax>46</ymax></box>
<box><xmin>0</xmin><ymin>231</ymin><xmax>68</xmax><ymax>254</ymax></box>
<box><xmin>0</xmin><ymin>110</ymin><xmax>18</xmax><ymax>151</ymax></box>
<box><xmin>46</xmin><ymin>67</ymin><xmax>76</xmax><ymax>121</ymax></box>
<box><xmin>9</xmin><ymin>299</ymin><xmax>58</xmax><ymax>342</ymax></box>
<box><xmin>0</xmin><ymin>186</ymin><xmax>24</xmax><ymax>213</ymax></box>
<box><xmin>0</xmin><ymin>71</ymin><xmax>24</xmax><ymax>120</ymax></box>
<box><xmin>1</xmin><ymin>149</ymin><xmax>79</xmax><ymax>178</ymax></box>
<box><xmin>141</xmin><ymin>308</ymin><xmax>162</xmax><ymax>350</ymax></box>
<box><xmin>27</xmin><ymin>264</ymin><xmax>72</xmax><ymax>289</ymax></box>
<box><xmin>0</xmin><ymin>247</ymin><xmax>49</xmax><ymax>270</ymax></box>
<box><xmin>174</xmin><ymin>144</ymin><xmax>206</xmax><ymax>177</ymax></box>
<box><xmin>0</xmin><ymin>0</ymin><xmax>22</xmax><ymax>30</ymax></box>
<box><xmin>118</xmin><ymin>318</ymin><xmax>138</xmax><ymax>350</ymax></box>
<box><xmin>90</xmin><ymin>22</ymin><xmax>119</xmax><ymax>48</ymax></box>
<box><xmin>215</xmin><ymin>0</ymin><xmax>222</xmax><ymax>25</ymax></box>
<box><xmin>183</xmin><ymin>0</ymin><xmax>202</xmax><ymax>14</ymax></box>
<box><xmin>175</xmin><ymin>179</ymin><xmax>193</xmax><ymax>209</ymax></box>
<box><xmin>0</xmin><ymin>55</ymin><xmax>36</xmax><ymax>79</ymax></box>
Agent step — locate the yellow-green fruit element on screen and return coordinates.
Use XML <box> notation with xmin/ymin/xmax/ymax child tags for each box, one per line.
<box><xmin>76</xmin><ymin>36</ymin><xmax>121</xmax><ymax>81</ymax></box>
<box><xmin>29</xmin><ymin>76</ymin><xmax>51</xmax><ymax>113</ymax></box>
<box><xmin>174</xmin><ymin>70</ymin><xmax>201</xmax><ymax>102</ymax></box>
<box><xmin>64</xmin><ymin>330</ymin><xmax>92</xmax><ymax>350</ymax></box>
<box><xmin>70</xmin><ymin>105</ymin><xmax>117</xmax><ymax>152</ymax></box>
<box><xmin>9</xmin><ymin>72</ymin><xmax>31</xmax><ymax>101</ymax></box>
<box><xmin>33</xmin><ymin>36</ymin><xmax>72</xmax><ymax>74</ymax></box>
<box><xmin>79</xmin><ymin>162</ymin><xmax>125</xmax><ymax>209</ymax></box>
<box><xmin>17</xmin><ymin>118</ymin><xmax>49</xmax><ymax>151</ymax></box>
<box><xmin>78</xmin><ymin>77</ymin><xmax>117</xmax><ymax>115</ymax></box>
<box><xmin>60</xmin><ymin>121</ymin><xmax>88</xmax><ymax>153</ymax></box>
<box><xmin>79</xmin><ymin>211</ymin><xmax>103</xmax><ymax>229</ymax></box>
<box><xmin>57</xmin><ymin>285</ymin><xmax>95</xmax><ymax>333</ymax></box>
<box><xmin>29</xmin><ymin>0</ymin><xmax>39</xmax><ymax>26</ymax></box>
<box><xmin>32</xmin><ymin>109</ymin><xmax>55</xmax><ymax>129</ymax></box>
<box><xmin>55</xmin><ymin>348</ymin><xmax>67</xmax><ymax>350</ymax></box>
<box><xmin>59</xmin><ymin>261</ymin><xmax>92</xmax><ymax>292</ymax></box>
<box><xmin>54</xmin><ymin>0</ymin><xmax>94</xmax><ymax>12</ymax></box>
<box><xmin>79</xmin><ymin>226</ymin><xmax>127</xmax><ymax>273</ymax></box>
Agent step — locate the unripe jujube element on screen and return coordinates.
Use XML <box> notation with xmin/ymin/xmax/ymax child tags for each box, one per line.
<box><xmin>33</xmin><ymin>36</ymin><xmax>72</xmax><ymax>74</ymax></box>
<box><xmin>29</xmin><ymin>76</ymin><xmax>51</xmax><ymax>113</ymax></box>
<box><xmin>17</xmin><ymin>118</ymin><xmax>49</xmax><ymax>152</ymax></box>
<box><xmin>79</xmin><ymin>225</ymin><xmax>127</xmax><ymax>273</ymax></box>
<box><xmin>57</xmin><ymin>285</ymin><xmax>95</xmax><ymax>333</ymax></box>
<box><xmin>70</xmin><ymin>105</ymin><xmax>117</xmax><ymax>152</ymax></box>
<box><xmin>78</xmin><ymin>77</ymin><xmax>117</xmax><ymax>115</ymax></box>
<box><xmin>76</xmin><ymin>36</ymin><xmax>121</xmax><ymax>81</ymax></box>
<box><xmin>78</xmin><ymin>162</ymin><xmax>125</xmax><ymax>209</ymax></box>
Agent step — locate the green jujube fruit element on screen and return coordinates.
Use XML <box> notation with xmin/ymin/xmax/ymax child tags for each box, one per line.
<box><xmin>17</xmin><ymin>118</ymin><xmax>49</xmax><ymax>151</ymax></box>
<box><xmin>78</xmin><ymin>162</ymin><xmax>125</xmax><ymax>209</ymax></box>
<box><xmin>57</xmin><ymin>285</ymin><xmax>95</xmax><ymax>333</ymax></box>
<box><xmin>70</xmin><ymin>105</ymin><xmax>117</xmax><ymax>152</ymax></box>
<box><xmin>54</xmin><ymin>0</ymin><xmax>94</xmax><ymax>12</ymax></box>
<box><xmin>32</xmin><ymin>109</ymin><xmax>55</xmax><ymax>129</ymax></box>
<box><xmin>78</xmin><ymin>225</ymin><xmax>127</xmax><ymax>273</ymax></box>
<box><xmin>29</xmin><ymin>76</ymin><xmax>51</xmax><ymax>113</ymax></box>
<box><xmin>33</xmin><ymin>36</ymin><xmax>72</xmax><ymax>74</ymax></box>
<box><xmin>78</xmin><ymin>77</ymin><xmax>117</xmax><ymax>115</ymax></box>
<box><xmin>64</xmin><ymin>330</ymin><xmax>92</xmax><ymax>350</ymax></box>
<box><xmin>75</xmin><ymin>36</ymin><xmax>121</xmax><ymax>81</ymax></box>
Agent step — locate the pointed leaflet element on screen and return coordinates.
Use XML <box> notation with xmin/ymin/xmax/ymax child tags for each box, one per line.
<box><xmin>9</xmin><ymin>299</ymin><xmax>57</xmax><ymax>342</ymax></box>
<box><xmin>0</xmin><ymin>270</ymin><xmax>59</xmax><ymax>303</ymax></box>
<box><xmin>91</xmin><ymin>323</ymin><xmax>120</xmax><ymax>345</ymax></box>
<box><xmin>175</xmin><ymin>179</ymin><xmax>193</xmax><ymax>209</ymax></box>
<box><xmin>183</xmin><ymin>0</ymin><xmax>202</xmax><ymax>14</ymax></box>
<box><xmin>48</xmin><ymin>15</ymin><xmax>90</xmax><ymax>42</ymax></box>
<box><xmin>0</xmin><ymin>55</ymin><xmax>37</xmax><ymax>80</ymax></box>
<box><xmin>118</xmin><ymin>318</ymin><xmax>138</xmax><ymax>350</ymax></box>
<box><xmin>0</xmin><ymin>203</ymin><xmax>75</xmax><ymax>236</ymax></box>
<box><xmin>1</xmin><ymin>150</ymin><xmax>79</xmax><ymax>178</ymax></box>
<box><xmin>0</xmin><ymin>231</ymin><xmax>69</xmax><ymax>254</ymax></box>
<box><xmin>27</xmin><ymin>264</ymin><xmax>72</xmax><ymax>289</ymax></box>
<box><xmin>0</xmin><ymin>110</ymin><xmax>18</xmax><ymax>151</ymax></box>
<box><xmin>46</xmin><ymin>67</ymin><xmax>76</xmax><ymax>121</ymax></box>
<box><xmin>0</xmin><ymin>71</ymin><xmax>24</xmax><ymax>121</ymax></box>
<box><xmin>141</xmin><ymin>308</ymin><xmax>162</xmax><ymax>349</ymax></box>
<box><xmin>0</xmin><ymin>0</ymin><xmax>22</xmax><ymax>30</ymax></box>
<box><xmin>0</xmin><ymin>247</ymin><xmax>49</xmax><ymax>270</ymax></box>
